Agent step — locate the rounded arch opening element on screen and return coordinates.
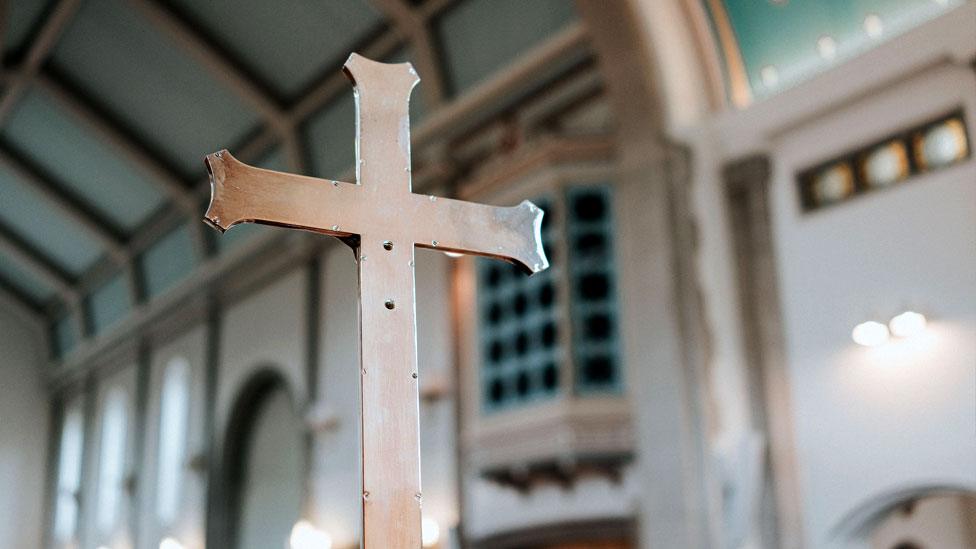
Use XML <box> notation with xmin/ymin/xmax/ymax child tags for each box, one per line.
<box><xmin>214</xmin><ymin>367</ymin><xmax>306</xmax><ymax>549</ymax></box>
<box><xmin>831</xmin><ymin>483</ymin><xmax>976</xmax><ymax>547</ymax></box>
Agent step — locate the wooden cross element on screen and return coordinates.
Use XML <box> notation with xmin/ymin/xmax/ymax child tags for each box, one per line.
<box><xmin>203</xmin><ymin>54</ymin><xmax>548</xmax><ymax>548</ymax></box>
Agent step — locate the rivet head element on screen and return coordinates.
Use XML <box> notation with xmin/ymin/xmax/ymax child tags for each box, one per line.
<box><xmin>360</xmin><ymin>255</ymin><xmax>367</xmax><ymax>262</ymax></box>
<box><xmin>533</xmin><ymin>263</ymin><xmax>541</xmax><ymax>271</ymax></box>
<box><xmin>383</xmin><ymin>240</ymin><xmax>394</xmax><ymax>251</ymax></box>
<box><xmin>331</xmin><ymin>225</ymin><xmax>339</xmax><ymax>231</ymax></box>
<box><xmin>404</xmin><ymin>166</ymin><xmax>411</xmax><ymax>172</ymax></box>
<box><xmin>414</xmin><ymin>492</ymin><xmax>422</xmax><ymax>503</ymax></box>
<box><xmin>332</xmin><ymin>180</ymin><xmax>339</xmax><ymax>187</ymax></box>
<box><xmin>384</xmin><ymin>299</ymin><xmax>395</xmax><ymax>310</ymax></box>
<box><xmin>362</xmin><ymin>368</ymin><xmax>367</xmax><ymax>376</ymax></box>
<box><xmin>428</xmin><ymin>195</ymin><xmax>436</xmax><ymax>202</ymax></box>
<box><xmin>214</xmin><ymin>151</ymin><xmax>223</xmax><ymax>158</ymax></box>
<box><xmin>431</xmin><ymin>240</ymin><xmax>438</xmax><ymax>247</ymax></box>
<box><xmin>412</xmin><ymin>372</ymin><xmax>418</xmax><ymax>379</ymax></box>
<box><xmin>363</xmin><ymin>491</ymin><xmax>370</xmax><ymax>501</ymax></box>
<box><xmin>408</xmin><ymin>260</ymin><xmax>415</xmax><ymax>267</ymax></box>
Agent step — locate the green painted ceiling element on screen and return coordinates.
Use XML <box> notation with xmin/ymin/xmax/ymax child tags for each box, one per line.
<box><xmin>707</xmin><ymin>0</ymin><xmax>965</xmax><ymax>102</ymax></box>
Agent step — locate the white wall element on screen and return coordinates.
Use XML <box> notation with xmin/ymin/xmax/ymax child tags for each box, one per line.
<box><xmin>769</xmin><ymin>65</ymin><xmax>976</xmax><ymax>548</ymax></box>
<box><xmin>0</xmin><ymin>308</ymin><xmax>48</xmax><ymax>548</ymax></box>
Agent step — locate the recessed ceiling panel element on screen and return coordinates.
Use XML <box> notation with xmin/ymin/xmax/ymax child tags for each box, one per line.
<box><xmin>142</xmin><ymin>223</ymin><xmax>195</xmax><ymax>298</ymax></box>
<box><xmin>53</xmin><ymin>313</ymin><xmax>78</xmax><ymax>358</ymax></box>
<box><xmin>437</xmin><ymin>0</ymin><xmax>577</xmax><ymax>95</ymax></box>
<box><xmin>306</xmin><ymin>93</ymin><xmax>356</xmax><ymax>180</ymax></box>
<box><xmin>0</xmin><ymin>165</ymin><xmax>104</xmax><ymax>274</ymax></box>
<box><xmin>51</xmin><ymin>0</ymin><xmax>261</xmax><ymax>175</ymax></box>
<box><xmin>0</xmin><ymin>253</ymin><xmax>54</xmax><ymax>302</ymax></box>
<box><xmin>4</xmin><ymin>87</ymin><xmax>165</xmax><ymax>232</ymax></box>
<box><xmin>168</xmin><ymin>0</ymin><xmax>384</xmax><ymax>97</ymax></box>
<box><xmin>3</xmin><ymin>0</ymin><xmax>49</xmax><ymax>53</ymax></box>
<box><xmin>87</xmin><ymin>271</ymin><xmax>130</xmax><ymax>335</ymax></box>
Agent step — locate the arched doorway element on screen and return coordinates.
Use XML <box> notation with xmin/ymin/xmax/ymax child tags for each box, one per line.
<box><xmin>221</xmin><ymin>370</ymin><xmax>305</xmax><ymax>549</ymax></box>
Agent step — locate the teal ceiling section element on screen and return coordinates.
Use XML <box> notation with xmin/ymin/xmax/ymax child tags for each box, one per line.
<box><xmin>51</xmin><ymin>0</ymin><xmax>261</xmax><ymax>175</ymax></box>
<box><xmin>142</xmin><ymin>223</ymin><xmax>196</xmax><ymax>298</ymax></box>
<box><xmin>168</xmin><ymin>0</ymin><xmax>384</xmax><ymax>98</ymax></box>
<box><xmin>87</xmin><ymin>272</ymin><xmax>130</xmax><ymax>335</ymax></box>
<box><xmin>0</xmin><ymin>254</ymin><xmax>54</xmax><ymax>302</ymax></box>
<box><xmin>306</xmin><ymin>93</ymin><xmax>356</xmax><ymax>180</ymax></box>
<box><xmin>3</xmin><ymin>0</ymin><xmax>49</xmax><ymax>53</ymax></box>
<box><xmin>53</xmin><ymin>314</ymin><xmax>78</xmax><ymax>359</ymax></box>
<box><xmin>436</xmin><ymin>0</ymin><xmax>577</xmax><ymax>95</ymax></box>
<box><xmin>4</xmin><ymin>87</ymin><xmax>165</xmax><ymax>232</ymax></box>
<box><xmin>217</xmin><ymin>147</ymin><xmax>286</xmax><ymax>252</ymax></box>
<box><xmin>0</xmin><ymin>164</ymin><xmax>103</xmax><ymax>275</ymax></box>
<box><xmin>717</xmin><ymin>0</ymin><xmax>965</xmax><ymax>100</ymax></box>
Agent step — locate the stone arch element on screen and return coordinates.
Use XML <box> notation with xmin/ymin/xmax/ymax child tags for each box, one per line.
<box><xmin>209</xmin><ymin>365</ymin><xmax>304</xmax><ymax>549</ymax></box>
<box><xmin>831</xmin><ymin>481</ymin><xmax>976</xmax><ymax>544</ymax></box>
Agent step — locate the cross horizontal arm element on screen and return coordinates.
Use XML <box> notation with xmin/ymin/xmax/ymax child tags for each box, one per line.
<box><xmin>410</xmin><ymin>194</ymin><xmax>548</xmax><ymax>274</ymax></box>
<box><xmin>204</xmin><ymin>150</ymin><xmax>360</xmax><ymax>237</ymax></box>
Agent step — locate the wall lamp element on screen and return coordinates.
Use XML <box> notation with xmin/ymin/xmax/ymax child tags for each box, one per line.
<box><xmin>852</xmin><ymin>311</ymin><xmax>927</xmax><ymax>347</ymax></box>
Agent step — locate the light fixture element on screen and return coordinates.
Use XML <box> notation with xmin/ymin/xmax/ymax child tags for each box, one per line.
<box><xmin>852</xmin><ymin>320</ymin><xmax>890</xmax><ymax>347</ymax></box>
<box><xmin>760</xmin><ymin>65</ymin><xmax>779</xmax><ymax>88</ymax></box>
<box><xmin>889</xmin><ymin>311</ymin><xmax>927</xmax><ymax>339</ymax></box>
<box><xmin>290</xmin><ymin>520</ymin><xmax>333</xmax><ymax>549</ymax></box>
<box><xmin>863</xmin><ymin>14</ymin><xmax>884</xmax><ymax>39</ymax></box>
<box><xmin>159</xmin><ymin>538</ymin><xmax>185</xmax><ymax>549</ymax></box>
<box><xmin>817</xmin><ymin>35</ymin><xmax>837</xmax><ymax>60</ymax></box>
<box><xmin>422</xmin><ymin>517</ymin><xmax>441</xmax><ymax>547</ymax></box>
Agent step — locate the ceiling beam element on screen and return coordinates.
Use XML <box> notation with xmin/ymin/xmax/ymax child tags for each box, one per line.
<box><xmin>0</xmin><ymin>140</ymin><xmax>128</xmax><ymax>263</ymax></box>
<box><xmin>369</xmin><ymin>0</ymin><xmax>447</xmax><ymax>108</ymax></box>
<box><xmin>34</xmin><ymin>72</ymin><xmax>199</xmax><ymax>214</ymax></box>
<box><xmin>0</xmin><ymin>222</ymin><xmax>77</xmax><ymax>303</ymax></box>
<box><xmin>127</xmin><ymin>0</ymin><xmax>290</xmax><ymax>133</ymax></box>
<box><xmin>0</xmin><ymin>0</ymin><xmax>81</xmax><ymax>124</ymax></box>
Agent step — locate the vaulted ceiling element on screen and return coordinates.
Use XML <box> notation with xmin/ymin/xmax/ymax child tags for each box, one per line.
<box><xmin>0</xmin><ymin>0</ymin><xmax>579</xmax><ymax>359</ymax></box>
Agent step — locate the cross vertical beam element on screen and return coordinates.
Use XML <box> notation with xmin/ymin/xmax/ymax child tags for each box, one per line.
<box><xmin>204</xmin><ymin>53</ymin><xmax>547</xmax><ymax>548</ymax></box>
<box><xmin>347</xmin><ymin>54</ymin><xmax>424</xmax><ymax>548</ymax></box>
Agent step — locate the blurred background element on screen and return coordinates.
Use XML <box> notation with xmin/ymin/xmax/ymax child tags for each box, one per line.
<box><xmin>0</xmin><ymin>1</ymin><xmax>973</xmax><ymax>548</ymax></box>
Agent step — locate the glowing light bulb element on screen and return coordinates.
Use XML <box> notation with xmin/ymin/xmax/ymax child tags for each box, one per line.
<box><xmin>159</xmin><ymin>538</ymin><xmax>185</xmax><ymax>549</ymax></box>
<box><xmin>889</xmin><ymin>311</ymin><xmax>927</xmax><ymax>338</ymax></box>
<box><xmin>852</xmin><ymin>321</ymin><xmax>889</xmax><ymax>347</ymax></box>
<box><xmin>422</xmin><ymin>517</ymin><xmax>441</xmax><ymax>547</ymax></box>
<box><xmin>863</xmin><ymin>14</ymin><xmax>884</xmax><ymax>38</ymax></box>
<box><xmin>290</xmin><ymin>520</ymin><xmax>332</xmax><ymax>549</ymax></box>
<box><xmin>817</xmin><ymin>35</ymin><xmax>837</xmax><ymax>60</ymax></box>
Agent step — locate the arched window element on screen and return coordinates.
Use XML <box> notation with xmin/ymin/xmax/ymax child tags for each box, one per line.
<box><xmin>156</xmin><ymin>357</ymin><xmax>190</xmax><ymax>525</ymax></box>
<box><xmin>53</xmin><ymin>408</ymin><xmax>84</xmax><ymax>543</ymax></box>
<box><xmin>96</xmin><ymin>387</ymin><xmax>128</xmax><ymax>533</ymax></box>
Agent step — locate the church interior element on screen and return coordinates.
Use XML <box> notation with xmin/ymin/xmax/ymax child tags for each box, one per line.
<box><xmin>0</xmin><ymin>1</ymin><xmax>974</xmax><ymax>548</ymax></box>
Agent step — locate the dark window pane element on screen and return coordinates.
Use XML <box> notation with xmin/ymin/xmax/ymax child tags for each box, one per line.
<box><xmin>542</xmin><ymin>363</ymin><xmax>558</xmax><ymax>390</ymax></box>
<box><xmin>585</xmin><ymin>314</ymin><xmax>612</xmax><ymax>340</ymax></box>
<box><xmin>579</xmin><ymin>273</ymin><xmax>609</xmax><ymax>301</ymax></box>
<box><xmin>516</xmin><ymin>372</ymin><xmax>530</xmax><ymax>396</ymax></box>
<box><xmin>583</xmin><ymin>355</ymin><xmax>614</xmax><ymax>384</ymax></box>
<box><xmin>541</xmin><ymin>322</ymin><xmax>557</xmax><ymax>348</ymax></box>
<box><xmin>573</xmin><ymin>192</ymin><xmax>605</xmax><ymax>221</ymax></box>
<box><xmin>489</xmin><ymin>379</ymin><xmax>506</xmax><ymax>403</ymax></box>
